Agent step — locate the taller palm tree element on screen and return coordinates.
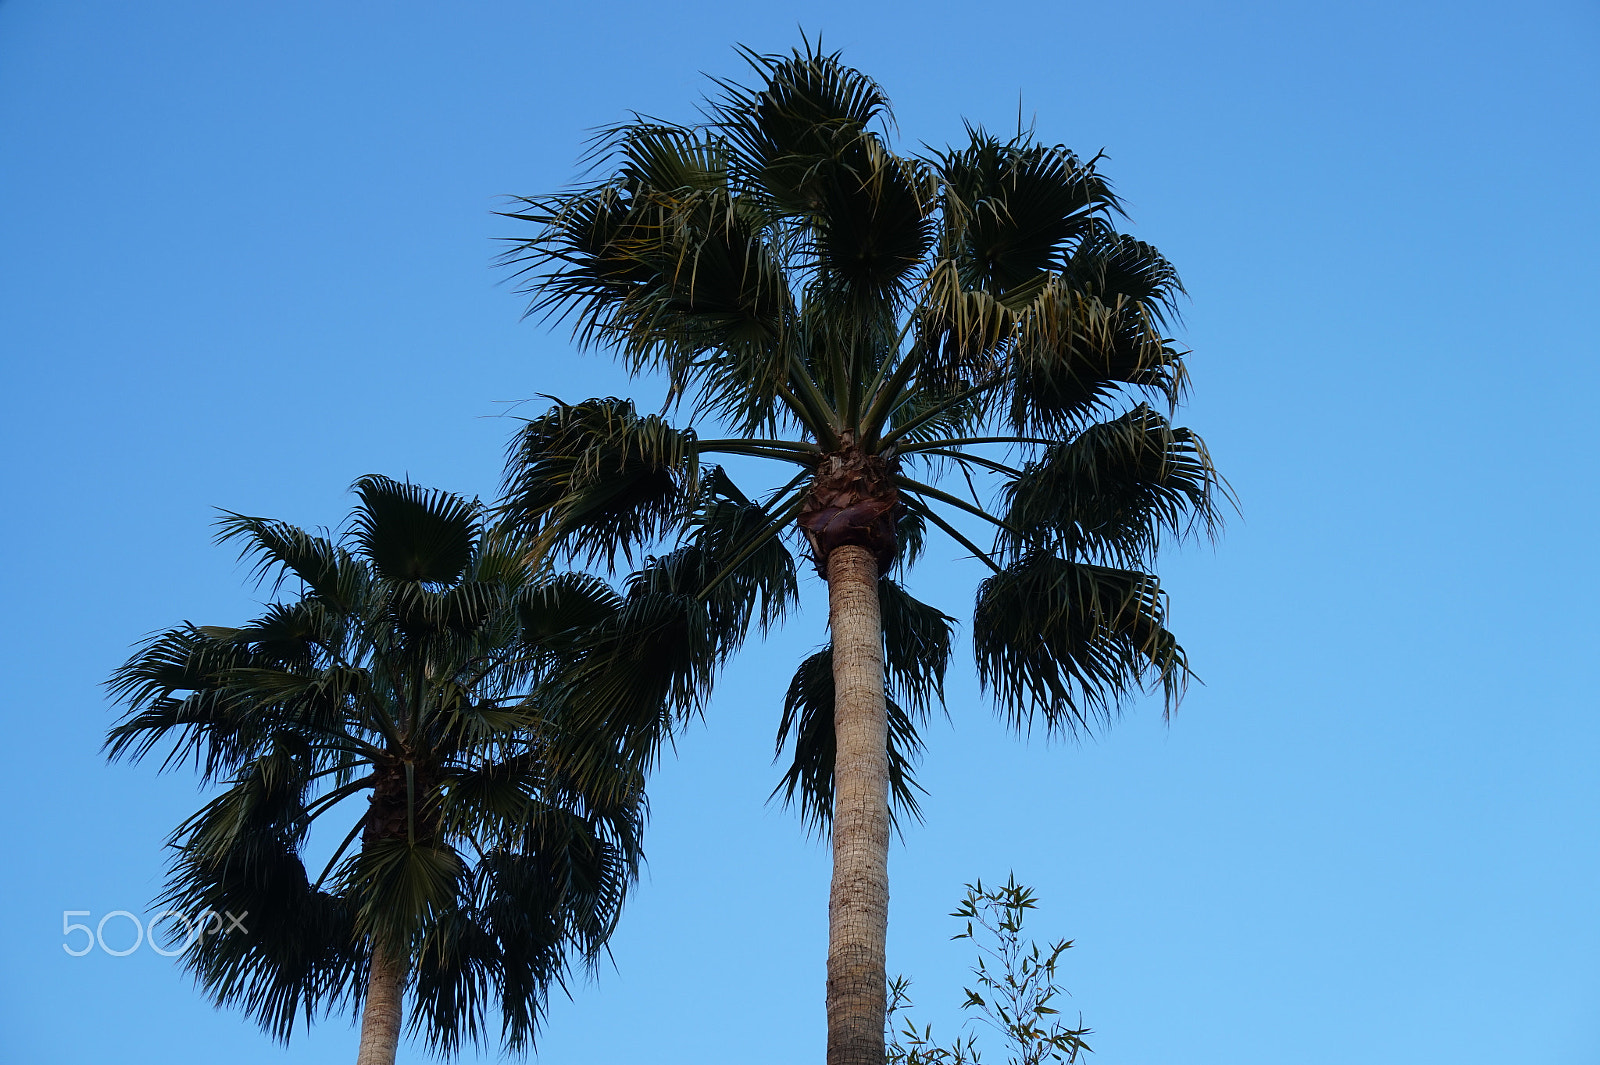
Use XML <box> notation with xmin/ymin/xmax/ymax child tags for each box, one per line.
<box><xmin>107</xmin><ymin>476</ymin><xmax>661</xmax><ymax>1064</ymax></box>
<box><xmin>499</xmin><ymin>43</ymin><xmax>1224</xmax><ymax>1065</ymax></box>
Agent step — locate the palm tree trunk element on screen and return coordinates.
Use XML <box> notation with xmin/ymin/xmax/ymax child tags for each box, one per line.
<box><xmin>356</xmin><ymin>940</ymin><xmax>405</xmax><ymax>1065</ymax></box>
<box><xmin>824</xmin><ymin>543</ymin><xmax>890</xmax><ymax>1065</ymax></box>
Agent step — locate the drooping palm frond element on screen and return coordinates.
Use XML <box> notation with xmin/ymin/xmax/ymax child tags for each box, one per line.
<box><xmin>1061</xmin><ymin>219</ymin><xmax>1186</xmax><ymax>328</ymax></box>
<box><xmin>1004</xmin><ymin>284</ymin><xmax>1186</xmax><ymax>432</ymax></box>
<box><xmin>106</xmin><ymin>624</ymin><xmax>269</xmax><ymax>779</ymax></box>
<box><xmin>972</xmin><ymin>551</ymin><xmax>1190</xmax><ymax>736</ymax></box>
<box><xmin>878</xmin><ymin>576</ymin><xmax>956</xmax><ymax>717</ymax></box>
<box><xmin>156</xmin><ymin>746</ymin><xmax>362</xmax><ymax>1042</ymax></box>
<box><xmin>498</xmin><ymin>397</ymin><xmax>699</xmax><ymax>566</ymax></box>
<box><xmin>770</xmin><ymin>575</ymin><xmax>952</xmax><ymax>831</ymax></box>
<box><xmin>997</xmin><ymin>404</ymin><xmax>1225</xmax><ymax>566</ymax></box>
<box><xmin>547</xmin><ymin>581</ymin><xmax>713</xmax><ymax>774</ymax></box>
<box><xmin>512</xmin><ymin>571</ymin><xmax>624</xmax><ymax>650</ymax></box>
<box><xmin>671</xmin><ymin>466</ymin><xmax>800</xmax><ymax>632</ymax></box>
<box><xmin>771</xmin><ymin>646</ymin><xmax>927</xmax><ymax>834</ymax></box>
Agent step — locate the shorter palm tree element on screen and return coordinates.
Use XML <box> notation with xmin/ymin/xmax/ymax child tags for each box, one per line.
<box><xmin>107</xmin><ymin>476</ymin><xmax>656</xmax><ymax>1064</ymax></box>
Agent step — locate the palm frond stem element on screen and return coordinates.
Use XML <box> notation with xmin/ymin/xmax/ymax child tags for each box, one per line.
<box><xmin>300</xmin><ymin>775</ymin><xmax>378</xmax><ymax>822</ymax></box>
<box><xmin>901</xmin><ymin>497</ymin><xmax>1005</xmax><ymax>574</ymax></box>
<box><xmin>780</xmin><ymin>376</ymin><xmax>841</xmax><ymax>450</ymax></box>
<box><xmin>912</xmin><ymin>449</ymin><xmax>1024</xmax><ymax>477</ymax></box>
<box><xmin>894</xmin><ymin>476</ymin><xmax>1018</xmax><ymax>535</ymax></box>
<box><xmin>697</xmin><ymin>439</ymin><xmax>820</xmax><ymax>455</ymax></box>
<box><xmin>311</xmin><ymin>817</ymin><xmax>369</xmax><ymax>891</ymax></box>
<box><xmin>897</xmin><ymin>435</ymin><xmax>1057</xmax><ymax>451</ymax></box>
<box><xmin>698</xmin><ymin>443</ymin><xmax>819</xmax><ymax>467</ymax></box>
<box><xmin>695</xmin><ymin>494</ymin><xmax>806</xmax><ymax>602</ymax></box>
<box><xmin>873</xmin><ymin>377</ymin><xmax>1006</xmax><ymax>450</ymax></box>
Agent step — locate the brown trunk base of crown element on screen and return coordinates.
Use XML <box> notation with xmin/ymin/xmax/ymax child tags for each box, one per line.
<box><xmin>364</xmin><ymin>758</ymin><xmax>437</xmax><ymax>846</ymax></box>
<box><xmin>798</xmin><ymin>443</ymin><xmax>899</xmax><ymax>577</ymax></box>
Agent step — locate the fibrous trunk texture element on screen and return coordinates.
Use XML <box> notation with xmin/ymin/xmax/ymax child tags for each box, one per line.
<box><xmin>824</xmin><ymin>544</ymin><xmax>891</xmax><ymax>1065</ymax></box>
<box><xmin>354</xmin><ymin>757</ymin><xmax>427</xmax><ymax>1065</ymax></box>
<box><xmin>798</xmin><ymin>442</ymin><xmax>898</xmax><ymax>575</ymax></box>
<box><xmin>356</xmin><ymin>940</ymin><xmax>405</xmax><ymax>1065</ymax></box>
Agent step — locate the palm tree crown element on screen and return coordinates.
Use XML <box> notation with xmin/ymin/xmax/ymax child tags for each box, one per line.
<box><xmin>107</xmin><ymin>476</ymin><xmax>655</xmax><ymax>1061</ymax></box>
<box><xmin>498</xmin><ymin>43</ymin><xmax>1225</xmax><ymax>1065</ymax></box>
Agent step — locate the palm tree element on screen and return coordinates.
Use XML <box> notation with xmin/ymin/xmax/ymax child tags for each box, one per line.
<box><xmin>106</xmin><ymin>476</ymin><xmax>662</xmax><ymax>1064</ymax></box>
<box><xmin>498</xmin><ymin>43</ymin><xmax>1224</xmax><ymax>1065</ymax></box>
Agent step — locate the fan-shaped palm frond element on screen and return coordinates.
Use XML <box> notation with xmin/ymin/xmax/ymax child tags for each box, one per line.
<box><xmin>772</xmin><ymin>646</ymin><xmax>927</xmax><ymax>833</ymax></box>
<box><xmin>498</xmin><ymin>397</ymin><xmax>699</xmax><ymax>566</ymax></box>
<box><xmin>998</xmin><ymin>403</ymin><xmax>1225</xmax><ymax>565</ymax></box>
<box><xmin>973</xmin><ymin>551</ymin><xmax>1190</xmax><ymax>736</ymax></box>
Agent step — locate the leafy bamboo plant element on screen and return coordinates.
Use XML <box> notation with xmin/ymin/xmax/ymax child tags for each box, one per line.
<box><xmin>498</xmin><ymin>42</ymin><xmax>1225</xmax><ymax>1065</ymax></box>
<box><xmin>106</xmin><ymin>476</ymin><xmax>660</xmax><ymax>1065</ymax></box>
<box><xmin>887</xmin><ymin>878</ymin><xmax>1092</xmax><ymax>1065</ymax></box>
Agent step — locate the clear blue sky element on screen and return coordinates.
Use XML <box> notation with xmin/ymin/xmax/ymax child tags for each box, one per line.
<box><xmin>2</xmin><ymin>2</ymin><xmax>1596</xmax><ymax>1062</ymax></box>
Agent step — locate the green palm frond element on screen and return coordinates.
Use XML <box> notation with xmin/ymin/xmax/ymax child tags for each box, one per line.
<box><xmin>214</xmin><ymin>513</ymin><xmax>368</xmax><ymax>606</ymax></box>
<box><xmin>770</xmin><ymin>575</ymin><xmax>949</xmax><ymax>831</ymax></box>
<box><xmin>1062</xmin><ymin>219</ymin><xmax>1186</xmax><ymax>327</ymax></box>
<box><xmin>879</xmin><ymin>576</ymin><xmax>955</xmax><ymax>717</ymax></box>
<box><xmin>675</xmin><ymin>466</ymin><xmax>799</xmax><ymax>632</ymax></box>
<box><xmin>804</xmin><ymin>133</ymin><xmax>936</xmax><ymax>313</ymax></box>
<box><xmin>513</xmin><ymin>571</ymin><xmax>624</xmax><ymax>649</ymax></box>
<box><xmin>714</xmin><ymin>42</ymin><xmax>895</xmax><ymax>216</ymax></box>
<box><xmin>351</xmin><ymin>475</ymin><xmax>482</xmax><ymax>584</ymax></box>
<box><xmin>550</xmin><ymin>584</ymin><xmax>714</xmax><ymax>771</ymax></box>
<box><xmin>106</xmin><ymin>625</ymin><xmax>265</xmax><ymax>778</ymax></box>
<box><xmin>997</xmin><ymin>404</ymin><xmax>1225</xmax><ymax>565</ymax></box>
<box><xmin>973</xmin><ymin>551</ymin><xmax>1190</xmax><ymax>736</ymax></box>
<box><xmin>771</xmin><ymin>646</ymin><xmax>927</xmax><ymax>834</ymax></box>
<box><xmin>343</xmin><ymin>836</ymin><xmax>468</xmax><ymax>956</ymax></box>
<box><xmin>1005</xmin><ymin>284</ymin><xmax>1185</xmax><ymax>431</ymax></box>
<box><xmin>936</xmin><ymin>128</ymin><xmax>1118</xmax><ymax>295</ymax></box>
<box><xmin>157</xmin><ymin>750</ymin><xmax>362</xmax><ymax>1042</ymax></box>
<box><xmin>499</xmin><ymin>397</ymin><xmax>699</xmax><ymax>566</ymax></box>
